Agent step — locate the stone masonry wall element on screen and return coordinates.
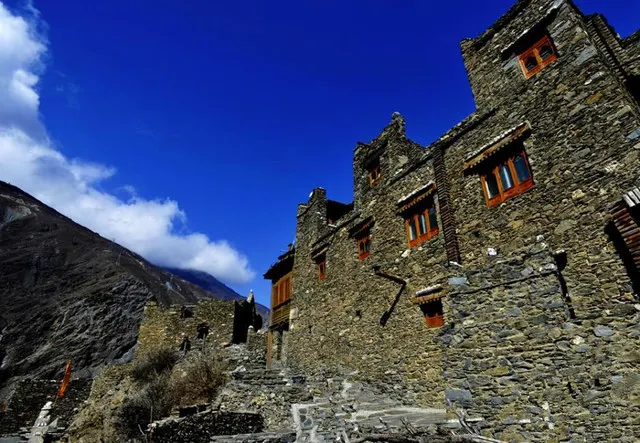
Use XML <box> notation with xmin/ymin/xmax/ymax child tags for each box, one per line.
<box><xmin>442</xmin><ymin>242</ymin><xmax>640</xmax><ymax>442</ymax></box>
<box><xmin>137</xmin><ymin>299</ymin><xmax>236</xmax><ymax>356</ymax></box>
<box><xmin>0</xmin><ymin>378</ymin><xmax>92</xmax><ymax>438</ymax></box>
<box><xmin>288</xmin><ymin>124</ymin><xmax>451</xmax><ymax>407</ymax></box>
<box><xmin>625</xmin><ymin>32</ymin><xmax>640</xmax><ymax>76</ymax></box>
<box><xmin>277</xmin><ymin>0</ymin><xmax>640</xmax><ymax>441</ymax></box>
<box><xmin>149</xmin><ymin>411</ymin><xmax>265</xmax><ymax>443</ymax></box>
<box><xmin>445</xmin><ymin>0</ymin><xmax>640</xmax><ymax>329</ymax></box>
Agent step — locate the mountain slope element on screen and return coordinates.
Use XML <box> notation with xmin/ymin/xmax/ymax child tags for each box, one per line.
<box><xmin>0</xmin><ymin>181</ymin><xmax>224</xmax><ymax>396</ymax></box>
<box><xmin>163</xmin><ymin>267</ymin><xmax>270</xmax><ymax>320</ymax></box>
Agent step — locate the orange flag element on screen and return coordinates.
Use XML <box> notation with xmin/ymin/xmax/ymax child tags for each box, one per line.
<box><xmin>57</xmin><ymin>360</ymin><xmax>72</xmax><ymax>398</ymax></box>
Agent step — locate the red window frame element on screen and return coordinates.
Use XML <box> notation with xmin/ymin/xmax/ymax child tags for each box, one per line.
<box><xmin>356</xmin><ymin>234</ymin><xmax>371</xmax><ymax>260</ymax></box>
<box><xmin>480</xmin><ymin>149</ymin><xmax>534</xmax><ymax>208</ymax></box>
<box><xmin>316</xmin><ymin>254</ymin><xmax>326</xmax><ymax>280</ymax></box>
<box><xmin>518</xmin><ymin>35</ymin><xmax>558</xmax><ymax>78</ymax></box>
<box><xmin>404</xmin><ymin>199</ymin><xmax>439</xmax><ymax>248</ymax></box>
<box><xmin>369</xmin><ymin>165</ymin><xmax>381</xmax><ymax>185</ymax></box>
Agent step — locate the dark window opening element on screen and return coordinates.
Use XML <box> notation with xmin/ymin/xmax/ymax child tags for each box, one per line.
<box><xmin>606</xmin><ymin>219</ymin><xmax>640</xmax><ymax>296</ymax></box>
<box><xmin>539</xmin><ymin>45</ymin><xmax>553</xmax><ymax>60</ymax></box>
<box><xmin>368</xmin><ymin>157</ymin><xmax>381</xmax><ymax>185</ymax></box>
<box><xmin>315</xmin><ymin>253</ymin><xmax>326</xmax><ymax>280</ymax></box>
<box><xmin>525</xmin><ymin>55</ymin><xmax>538</xmax><ymax>70</ymax></box>
<box><xmin>420</xmin><ymin>299</ymin><xmax>444</xmax><ymax>329</ymax></box>
<box><xmin>626</xmin><ymin>75</ymin><xmax>640</xmax><ymax>107</ymax></box>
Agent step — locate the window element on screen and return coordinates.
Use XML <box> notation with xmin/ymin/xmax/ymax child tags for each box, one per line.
<box><xmin>404</xmin><ymin>199</ymin><xmax>439</xmax><ymax>248</ymax></box>
<box><xmin>518</xmin><ymin>35</ymin><xmax>557</xmax><ymax>78</ymax></box>
<box><xmin>368</xmin><ymin>158</ymin><xmax>381</xmax><ymax>185</ymax></box>
<box><xmin>481</xmin><ymin>150</ymin><xmax>533</xmax><ymax>207</ymax></box>
<box><xmin>316</xmin><ymin>253</ymin><xmax>326</xmax><ymax>280</ymax></box>
<box><xmin>356</xmin><ymin>233</ymin><xmax>371</xmax><ymax>260</ymax></box>
<box><xmin>421</xmin><ymin>299</ymin><xmax>444</xmax><ymax>328</ymax></box>
<box><xmin>272</xmin><ymin>274</ymin><xmax>292</xmax><ymax>307</ymax></box>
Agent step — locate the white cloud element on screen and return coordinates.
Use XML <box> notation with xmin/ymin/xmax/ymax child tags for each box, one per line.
<box><xmin>0</xmin><ymin>2</ymin><xmax>255</xmax><ymax>285</ymax></box>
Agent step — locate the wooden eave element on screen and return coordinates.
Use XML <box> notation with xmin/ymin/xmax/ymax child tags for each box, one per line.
<box><xmin>263</xmin><ymin>252</ymin><xmax>295</xmax><ymax>280</ymax></box>
<box><xmin>463</xmin><ymin>123</ymin><xmax>531</xmax><ymax>173</ymax></box>
<box><xmin>348</xmin><ymin>216</ymin><xmax>374</xmax><ymax>238</ymax></box>
<box><xmin>396</xmin><ymin>183</ymin><xmax>437</xmax><ymax>215</ymax></box>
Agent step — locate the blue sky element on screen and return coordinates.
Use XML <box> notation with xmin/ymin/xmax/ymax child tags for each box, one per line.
<box><xmin>1</xmin><ymin>0</ymin><xmax>638</xmax><ymax>307</ymax></box>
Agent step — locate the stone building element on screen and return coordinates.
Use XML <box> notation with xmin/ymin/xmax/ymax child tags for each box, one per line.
<box><xmin>265</xmin><ymin>0</ymin><xmax>640</xmax><ymax>440</ymax></box>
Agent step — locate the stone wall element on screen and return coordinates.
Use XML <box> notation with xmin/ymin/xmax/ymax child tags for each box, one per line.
<box><xmin>289</xmin><ymin>125</ymin><xmax>450</xmax><ymax>407</ymax></box>
<box><xmin>442</xmin><ymin>243</ymin><xmax>640</xmax><ymax>441</ymax></box>
<box><xmin>137</xmin><ymin>300</ymin><xmax>236</xmax><ymax>356</ymax></box>
<box><xmin>274</xmin><ymin>0</ymin><xmax>640</xmax><ymax>441</ymax></box>
<box><xmin>149</xmin><ymin>411</ymin><xmax>264</xmax><ymax>443</ymax></box>
<box><xmin>0</xmin><ymin>378</ymin><xmax>91</xmax><ymax>438</ymax></box>
<box><xmin>625</xmin><ymin>32</ymin><xmax>640</xmax><ymax>76</ymax></box>
<box><xmin>444</xmin><ymin>0</ymin><xmax>640</xmax><ymax>331</ymax></box>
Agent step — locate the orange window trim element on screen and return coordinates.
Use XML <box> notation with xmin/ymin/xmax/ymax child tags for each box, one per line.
<box><xmin>271</xmin><ymin>273</ymin><xmax>293</xmax><ymax>307</ymax></box>
<box><xmin>404</xmin><ymin>204</ymin><xmax>439</xmax><ymax>248</ymax></box>
<box><xmin>518</xmin><ymin>35</ymin><xmax>557</xmax><ymax>78</ymax></box>
<box><xmin>369</xmin><ymin>166</ymin><xmax>381</xmax><ymax>185</ymax></box>
<box><xmin>481</xmin><ymin>150</ymin><xmax>533</xmax><ymax>208</ymax></box>
<box><xmin>318</xmin><ymin>261</ymin><xmax>326</xmax><ymax>280</ymax></box>
<box><xmin>425</xmin><ymin>313</ymin><xmax>445</xmax><ymax>328</ymax></box>
<box><xmin>357</xmin><ymin>236</ymin><xmax>371</xmax><ymax>260</ymax></box>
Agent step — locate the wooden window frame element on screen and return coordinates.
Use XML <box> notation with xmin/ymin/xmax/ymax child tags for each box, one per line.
<box><xmin>271</xmin><ymin>273</ymin><xmax>292</xmax><ymax>308</ymax></box>
<box><xmin>518</xmin><ymin>35</ymin><xmax>557</xmax><ymax>78</ymax></box>
<box><xmin>369</xmin><ymin>166</ymin><xmax>381</xmax><ymax>185</ymax></box>
<box><xmin>316</xmin><ymin>254</ymin><xmax>326</xmax><ymax>280</ymax></box>
<box><xmin>404</xmin><ymin>199</ymin><xmax>439</xmax><ymax>248</ymax></box>
<box><xmin>480</xmin><ymin>149</ymin><xmax>533</xmax><ymax>208</ymax></box>
<box><xmin>356</xmin><ymin>234</ymin><xmax>371</xmax><ymax>260</ymax></box>
<box><xmin>318</xmin><ymin>261</ymin><xmax>326</xmax><ymax>280</ymax></box>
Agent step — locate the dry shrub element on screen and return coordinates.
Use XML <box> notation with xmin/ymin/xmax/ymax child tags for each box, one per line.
<box><xmin>130</xmin><ymin>346</ymin><xmax>179</xmax><ymax>383</ymax></box>
<box><xmin>116</xmin><ymin>374</ymin><xmax>176</xmax><ymax>439</ymax></box>
<box><xmin>115</xmin><ymin>351</ymin><xmax>228</xmax><ymax>439</ymax></box>
<box><xmin>172</xmin><ymin>356</ymin><xmax>228</xmax><ymax>406</ymax></box>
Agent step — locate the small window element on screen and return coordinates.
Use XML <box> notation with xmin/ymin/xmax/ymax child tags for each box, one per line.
<box><xmin>368</xmin><ymin>158</ymin><xmax>381</xmax><ymax>185</ymax></box>
<box><xmin>421</xmin><ymin>299</ymin><xmax>444</xmax><ymax>328</ymax></box>
<box><xmin>481</xmin><ymin>149</ymin><xmax>534</xmax><ymax>208</ymax></box>
<box><xmin>316</xmin><ymin>254</ymin><xmax>326</xmax><ymax>280</ymax></box>
<box><xmin>356</xmin><ymin>233</ymin><xmax>371</xmax><ymax>260</ymax></box>
<box><xmin>404</xmin><ymin>198</ymin><xmax>439</xmax><ymax>248</ymax></box>
<box><xmin>518</xmin><ymin>35</ymin><xmax>557</xmax><ymax>78</ymax></box>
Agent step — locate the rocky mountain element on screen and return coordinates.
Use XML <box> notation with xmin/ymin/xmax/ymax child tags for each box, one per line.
<box><xmin>0</xmin><ymin>181</ymin><xmax>229</xmax><ymax>398</ymax></box>
<box><xmin>163</xmin><ymin>267</ymin><xmax>270</xmax><ymax>320</ymax></box>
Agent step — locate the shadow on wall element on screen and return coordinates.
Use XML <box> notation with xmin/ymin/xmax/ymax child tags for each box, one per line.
<box><xmin>606</xmin><ymin>222</ymin><xmax>640</xmax><ymax>298</ymax></box>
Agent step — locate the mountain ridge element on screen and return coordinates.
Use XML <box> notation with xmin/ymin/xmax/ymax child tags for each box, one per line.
<box><xmin>162</xmin><ymin>267</ymin><xmax>270</xmax><ymax>320</ymax></box>
<box><xmin>0</xmin><ymin>181</ymin><xmax>238</xmax><ymax>399</ymax></box>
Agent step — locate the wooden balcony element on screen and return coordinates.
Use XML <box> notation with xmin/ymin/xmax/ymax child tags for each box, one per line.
<box><xmin>270</xmin><ymin>299</ymin><xmax>291</xmax><ymax>328</ymax></box>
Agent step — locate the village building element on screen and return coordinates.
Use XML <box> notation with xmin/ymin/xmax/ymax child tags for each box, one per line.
<box><xmin>264</xmin><ymin>0</ymin><xmax>640</xmax><ymax>440</ymax></box>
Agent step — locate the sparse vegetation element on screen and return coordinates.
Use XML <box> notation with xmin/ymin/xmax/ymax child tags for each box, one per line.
<box><xmin>130</xmin><ymin>346</ymin><xmax>179</xmax><ymax>383</ymax></box>
<box><xmin>114</xmin><ymin>347</ymin><xmax>228</xmax><ymax>440</ymax></box>
<box><xmin>172</xmin><ymin>356</ymin><xmax>228</xmax><ymax>406</ymax></box>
